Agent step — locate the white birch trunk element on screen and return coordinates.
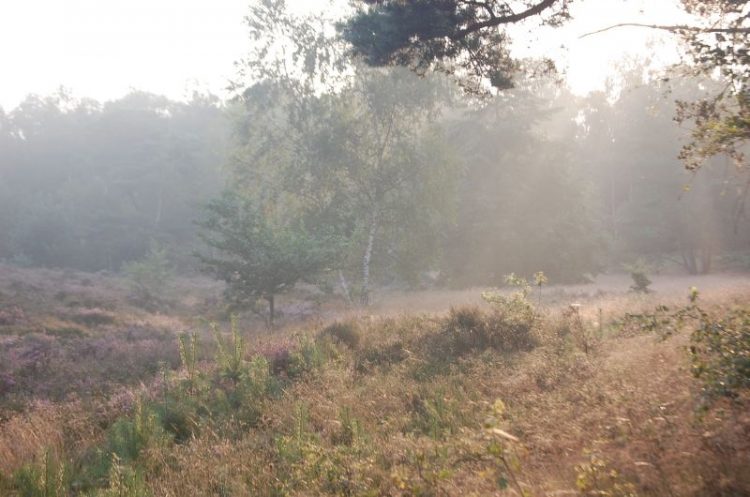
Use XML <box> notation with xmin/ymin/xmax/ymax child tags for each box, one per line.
<box><xmin>360</xmin><ymin>209</ymin><xmax>379</xmax><ymax>306</ymax></box>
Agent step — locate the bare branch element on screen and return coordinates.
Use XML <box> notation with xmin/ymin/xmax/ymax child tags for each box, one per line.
<box><xmin>580</xmin><ymin>22</ymin><xmax>750</xmax><ymax>39</ymax></box>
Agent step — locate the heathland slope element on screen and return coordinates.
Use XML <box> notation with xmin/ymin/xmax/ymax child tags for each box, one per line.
<box><xmin>0</xmin><ymin>268</ymin><xmax>748</xmax><ymax>496</ymax></box>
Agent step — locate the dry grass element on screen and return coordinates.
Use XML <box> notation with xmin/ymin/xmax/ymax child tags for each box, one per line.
<box><xmin>0</xmin><ymin>268</ymin><xmax>749</xmax><ymax>496</ymax></box>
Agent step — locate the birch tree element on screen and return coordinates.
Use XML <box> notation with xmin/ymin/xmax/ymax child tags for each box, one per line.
<box><xmin>232</xmin><ymin>2</ymin><xmax>459</xmax><ymax>305</ymax></box>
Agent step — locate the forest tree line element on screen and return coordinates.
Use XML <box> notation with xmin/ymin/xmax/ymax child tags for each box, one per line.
<box><xmin>1</xmin><ymin>0</ymin><xmax>749</xmax><ymax>307</ymax></box>
<box><xmin>1</xmin><ymin>67</ymin><xmax>746</xmax><ymax>289</ymax></box>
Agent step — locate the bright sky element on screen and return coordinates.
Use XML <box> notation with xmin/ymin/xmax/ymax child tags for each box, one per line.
<box><xmin>0</xmin><ymin>0</ymin><xmax>693</xmax><ymax>110</ymax></box>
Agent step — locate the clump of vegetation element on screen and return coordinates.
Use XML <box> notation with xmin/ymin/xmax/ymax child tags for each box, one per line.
<box><xmin>575</xmin><ymin>452</ymin><xmax>639</xmax><ymax>497</ymax></box>
<box><xmin>210</xmin><ymin>316</ymin><xmax>246</xmax><ymax>385</ymax></box>
<box><xmin>481</xmin><ymin>273</ymin><xmax>535</xmax><ymax>321</ymax></box>
<box><xmin>319</xmin><ymin>321</ymin><xmax>360</xmax><ymax>349</ymax></box>
<box><xmin>691</xmin><ymin>307</ymin><xmax>750</xmax><ymax>402</ymax></box>
<box><xmin>625</xmin><ymin>259</ymin><xmax>652</xmax><ymax>294</ymax></box>
<box><xmin>562</xmin><ymin>303</ymin><xmax>599</xmax><ymax>354</ymax></box>
<box><xmin>440</xmin><ymin>303</ymin><xmax>537</xmax><ymax>357</ymax></box>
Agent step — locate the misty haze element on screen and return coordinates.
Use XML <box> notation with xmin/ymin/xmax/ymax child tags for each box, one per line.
<box><xmin>0</xmin><ymin>1</ymin><xmax>749</xmax><ymax>496</ymax></box>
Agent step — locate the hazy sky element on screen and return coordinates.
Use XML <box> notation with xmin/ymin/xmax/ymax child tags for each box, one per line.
<box><xmin>0</xmin><ymin>0</ymin><xmax>692</xmax><ymax>110</ymax></box>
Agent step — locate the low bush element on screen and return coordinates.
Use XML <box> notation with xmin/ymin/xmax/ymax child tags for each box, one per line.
<box><xmin>625</xmin><ymin>259</ymin><xmax>652</xmax><ymax>294</ymax></box>
<box><xmin>439</xmin><ymin>305</ymin><xmax>537</xmax><ymax>358</ymax></box>
<box><xmin>354</xmin><ymin>340</ymin><xmax>408</xmax><ymax>374</ymax></box>
<box><xmin>319</xmin><ymin>321</ymin><xmax>360</xmax><ymax>349</ymax></box>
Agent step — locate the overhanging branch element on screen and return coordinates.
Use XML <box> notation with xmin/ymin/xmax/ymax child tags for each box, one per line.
<box><xmin>455</xmin><ymin>0</ymin><xmax>561</xmax><ymax>38</ymax></box>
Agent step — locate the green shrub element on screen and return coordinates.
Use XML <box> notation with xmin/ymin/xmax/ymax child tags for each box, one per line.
<box><xmin>625</xmin><ymin>259</ymin><xmax>651</xmax><ymax>294</ymax></box>
<box><xmin>287</xmin><ymin>336</ymin><xmax>326</xmax><ymax>378</ymax></box>
<box><xmin>11</xmin><ymin>450</ymin><xmax>68</xmax><ymax>497</ymax></box>
<box><xmin>211</xmin><ymin>318</ymin><xmax>246</xmax><ymax>385</ymax></box>
<box><xmin>105</xmin><ymin>400</ymin><xmax>164</xmax><ymax>463</ymax></box>
<box><xmin>244</xmin><ymin>355</ymin><xmax>273</xmax><ymax>398</ymax></box>
<box><xmin>691</xmin><ymin>307</ymin><xmax>750</xmax><ymax>401</ymax></box>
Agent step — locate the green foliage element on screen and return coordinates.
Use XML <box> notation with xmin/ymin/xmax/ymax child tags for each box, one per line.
<box><xmin>122</xmin><ymin>242</ymin><xmax>172</xmax><ymax>305</ymax></box>
<box><xmin>480</xmin><ymin>274</ymin><xmax>536</xmax><ymax>331</ymax></box>
<box><xmin>340</xmin><ymin>0</ymin><xmax>569</xmax><ymax>94</ymax></box>
<box><xmin>197</xmin><ymin>190</ymin><xmax>336</xmax><ymax>324</ymax></box>
<box><xmin>618</xmin><ymin>304</ymin><xmax>688</xmax><ymax>339</ymax></box>
<box><xmin>690</xmin><ymin>307</ymin><xmax>750</xmax><ymax>401</ymax></box>
<box><xmin>105</xmin><ymin>399</ymin><xmax>164</xmax><ymax>463</ymax></box>
<box><xmin>287</xmin><ymin>336</ymin><xmax>327</xmax><ymax>379</ymax></box>
<box><xmin>12</xmin><ymin>450</ymin><xmax>68</xmax><ymax>497</ymax></box>
<box><xmin>177</xmin><ymin>332</ymin><xmax>199</xmax><ymax>394</ymax></box>
<box><xmin>235</xmin><ymin>7</ymin><xmax>461</xmax><ymax>298</ymax></box>
<box><xmin>211</xmin><ymin>317</ymin><xmax>246</xmax><ymax>385</ymax></box>
<box><xmin>157</xmin><ymin>398</ymin><xmax>200</xmax><ymax>444</ymax></box>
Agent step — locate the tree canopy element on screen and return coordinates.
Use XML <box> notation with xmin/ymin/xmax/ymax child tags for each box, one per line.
<box><xmin>341</xmin><ymin>0</ymin><xmax>750</xmax><ymax>176</ymax></box>
<box><xmin>0</xmin><ymin>90</ymin><xmax>227</xmax><ymax>270</ymax></box>
<box><xmin>341</xmin><ymin>0</ymin><xmax>571</xmax><ymax>93</ymax></box>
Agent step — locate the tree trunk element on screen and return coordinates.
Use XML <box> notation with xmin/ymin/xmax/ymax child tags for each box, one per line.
<box><xmin>699</xmin><ymin>247</ymin><xmax>713</xmax><ymax>274</ymax></box>
<box><xmin>361</xmin><ymin>209</ymin><xmax>379</xmax><ymax>306</ymax></box>
<box><xmin>267</xmin><ymin>294</ymin><xmax>275</xmax><ymax>328</ymax></box>
<box><xmin>338</xmin><ymin>269</ymin><xmax>353</xmax><ymax>306</ymax></box>
<box><xmin>681</xmin><ymin>247</ymin><xmax>698</xmax><ymax>275</ymax></box>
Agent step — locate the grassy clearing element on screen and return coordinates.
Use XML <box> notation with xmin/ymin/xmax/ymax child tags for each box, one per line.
<box><xmin>0</xmin><ymin>269</ymin><xmax>748</xmax><ymax>496</ymax></box>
